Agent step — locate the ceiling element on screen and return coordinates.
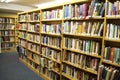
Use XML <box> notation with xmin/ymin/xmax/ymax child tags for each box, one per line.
<box><xmin>0</xmin><ymin>0</ymin><xmax>55</xmax><ymax>13</ymax></box>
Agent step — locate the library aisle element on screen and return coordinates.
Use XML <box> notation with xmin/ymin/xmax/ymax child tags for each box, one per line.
<box><xmin>0</xmin><ymin>52</ymin><xmax>44</xmax><ymax>80</ymax></box>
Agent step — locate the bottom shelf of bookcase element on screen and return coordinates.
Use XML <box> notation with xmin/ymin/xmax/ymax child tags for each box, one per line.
<box><xmin>19</xmin><ymin>58</ymin><xmax>49</xmax><ymax>80</ymax></box>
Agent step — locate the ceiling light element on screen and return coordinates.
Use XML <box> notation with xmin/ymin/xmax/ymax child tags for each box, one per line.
<box><xmin>1</xmin><ymin>0</ymin><xmax>9</xmax><ymax>3</ymax></box>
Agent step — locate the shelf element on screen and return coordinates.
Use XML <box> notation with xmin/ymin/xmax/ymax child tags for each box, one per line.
<box><xmin>52</xmin><ymin>69</ymin><xmax>60</xmax><ymax>75</ymax></box>
<box><xmin>1</xmin><ymin>41</ymin><xmax>15</xmax><ymax>43</ymax></box>
<box><xmin>41</xmin><ymin>54</ymin><xmax>61</xmax><ymax>64</ymax></box>
<box><xmin>18</xmin><ymin>21</ymin><xmax>27</xmax><ymax>23</ymax></box>
<box><xmin>64</xmin><ymin>17</ymin><xmax>104</xmax><ymax>21</ymax></box>
<box><xmin>0</xmin><ymin>29</ymin><xmax>14</xmax><ymax>31</ymax></box>
<box><xmin>63</xmin><ymin>61</ymin><xmax>97</xmax><ymax>75</ymax></box>
<box><xmin>63</xmin><ymin>48</ymin><xmax>101</xmax><ymax>58</ymax></box>
<box><xmin>62</xmin><ymin>73</ymin><xmax>73</xmax><ymax>80</ymax></box>
<box><xmin>42</xmin><ymin>19</ymin><xmax>62</xmax><ymax>21</ymax></box>
<box><xmin>63</xmin><ymin>33</ymin><xmax>103</xmax><ymax>41</ymax></box>
<box><xmin>105</xmin><ymin>38</ymin><xmax>120</xmax><ymax>43</ymax></box>
<box><xmin>102</xmin><ymin>60</ymin><xmax>120</xmax><ymax>67</ymax></box>
<box><xmin>20</xmin><ymin>44</ymin><xmax>26</xmax><ymax>48</ymax></box>
<box><xmin>0</xmin><ymin>35</ymin><xmax>15</xmax><ymax>37</ymax></box>
<box><xmin>106</xmin><ymin>16</ymin><xmax>120</xmax><ymax>19</ymax></box>
<box><xmin>41</xmin><ymin>32</ymin><xmax>61</xmax><ymax>37</ymax></box>
<box><xmin>27</xmin><ymin>48</ymin><xmax>40</xmax><ymax>56</ymax></box>
<box><xmin>27</xmin><ymin>31</ymin><xmax>40</xmax><ymax>34</ymax></box>
<box><xmin>0</xmin><ymin>22</ymin><xmax>15</xmax><ymax>24</ymax></box>
<box><xmin>41</xmin><ymin>43</ymin><xmax>61</xmax><ymax>51</ymax></box>
<box><xmin>19</xmin><ymin>30</ymin><xmax>26</xmax><ymax>32</ymax></box>
<box><xmin>27</xmin><ymin>40</ymin><xmax>40</xmax><ymax>45</ymax></box>
<box><xmin>18</xmin><ymin>37</ymin><xmax>26</xmax><ymax>40</ymax></box>
<box><xmin>27</xmin><ymin>57</ymin><xmax>40</xmax><ymax>65</ymax></box>
<box><xmin>28</xmin><ymin>21</ymin><xmax>40</xmax><ymax>23</ymax></box>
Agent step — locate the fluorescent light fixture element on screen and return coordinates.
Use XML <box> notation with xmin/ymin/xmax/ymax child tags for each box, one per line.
<box><xmin>0</xmin><ymin>0</ymin><xmax>11</xmax><ymax>3</ymax></box>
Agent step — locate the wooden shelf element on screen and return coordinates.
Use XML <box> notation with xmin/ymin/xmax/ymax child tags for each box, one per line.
<box><xmin>63</xmin><ymin>61</ymin><xmax>97</xmax><ymax>75</ymax></box>
<box><xmin>62</xmin><ymin>73</ymin><xmax>73</xmax><ymax>80</ymax></box>
<box><xmin>52</xmin><ymin>69</ymin><xmax>60</xmax><ymax>75</ymax></box>
<box><xmin>64</xmin><ymin>17</ymin><xmax>104</xmax><ymax>21</ymax></box>
<box><xmin>0</xmin><ymin>29</ymin><xmax>14</xmax><ymax>31</ymax></box>
<box><xmin>102</xmin><ymin>60</ymin><xmax>120</xmax><ymax>67</ymax></box>
<box><xmin>19</xmin><ymin>29</ymin><xmax>26</xmax><ymax>31</ymax></box>
<box><xmin>1</xmin><ymin>41</ymin><xmax>15</xmax><ymax>43</ymax></box>
<box><xmin>27</xmin><ymin>31</ymin><xmax>40</xmax><ymax>34</ymax></box>
<box><xmin>105</xmin><ymin>38</ymin><xmax>120</xmax><ymax>43</ymax></box>
<box><xmin>41</xmin><ymin>43</ymin><xmax>61</xmax><ymax>51</ymax></box>
<box><xmin>39</xmin><ymin>72</ymin><xmax>50</xmax><ymax>80</ymax></box>
<box><xmin>27</xmin><ymin>48</ymin><xmax>40</xmax><ymax>56</ymax></box>
<box><xmin>0</xmin><ymin>35</ymin><xmax>15</xmax><ymax>37</ymax></box>
<box><xmin>41</xmin><ymin>54</ymin><xmax>61</xmax><ymax>64</ymax></box>
<box><xmin>41</xmin><ymin>32</ymin><xmax>61</xmax><ymax>37</ymax></box>
<box><xmin>28</xmin><ymin>21</ymin><xmax>40</xmax><ymax>23</ymax></box>
<box><xmin>106</xmin><ymin>16</ymin><xmax>120</xmax><ymax>19</ymax></box>
<box><xmin>27</xmin><ymin>40</ymin><xmax>40</xmax><ymax>45</ymax></box>
<box><xmin>18</xmin><ymin>37</ymin><xmax>26</xmax><ymax>40</ymax></box>
<box><xmin>63</xmin><ymin>48</ymin><xmax>101</xmax><ymax>58</ymax></box>
<box><xmin>20</xmin><ymin>44</ymin><xmax>26</xmax><ymax>49</ymax></box>
<box><xmin>42</xmin><ymin>19</ymin><xmax>62</xmax><ymax>21</ymax></box>
<box><xmin>27</xmin><ymin>57</ymin><xmax>40</xmax><ymax>65</ymax></box>
<box><xmin>63</xmin><ymin>33</ymin><xmax>103</xmax><ymax>41</ymax></box>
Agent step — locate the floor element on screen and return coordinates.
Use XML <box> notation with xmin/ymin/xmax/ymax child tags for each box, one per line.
<box><xmin>0</xmin><ymin>52</ymin><xmax>44</xmax><ymax>80</ymax></box>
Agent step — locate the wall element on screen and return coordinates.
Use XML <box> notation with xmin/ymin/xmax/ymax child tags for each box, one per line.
<box><xmin>0</xmin><ymin>12</ymin><xmax>17</xmax><ymax>18</ymax></box>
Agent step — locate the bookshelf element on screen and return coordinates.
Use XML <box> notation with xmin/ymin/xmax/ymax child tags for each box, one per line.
<box><xmin>18</xmin><ymin>0</ymin><xmax>120</xmax><ymax>80</ymax></box>
<box><xmin>0</xmin><ymin>16</ymin><xmax>16</xmax><ymax>52</ymax></box>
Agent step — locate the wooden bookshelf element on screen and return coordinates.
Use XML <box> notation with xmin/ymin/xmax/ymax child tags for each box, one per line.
<box><xmin>18</xmin><ymin>0</ymin><xmax>120</xmax><ymax>80</ymax></box>
<box><xmin>0</xmin><ymin>16</ymin><xmax>16</xmax><ymax>52</ymax></box>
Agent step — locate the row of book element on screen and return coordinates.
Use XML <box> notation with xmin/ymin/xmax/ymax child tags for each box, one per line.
<box><xmin>63</xmin><ymin>51</ymin><xmax>99</xmax><ymax>71</ymax></box>
<box><xmin>103</xmin><ymin>46</ymin><xmax>120</xmax><ymax>64</ymax></box>
<box><xmin>19</xmin><ymin>23</ymin><xmax>27</xmax><ymax>30</ymax></box>
<box><xmin>1</xmin><ymin>31</ymin><xmax>14</xmax><ymax>36</ymax></box>
<box><xmin>41</xmin><ymin>47</ymin><xmax>60</xmax><ymax>62</ymax></box>
<box><xmin>0</xmin><ymin>24</ymin><xmax>15</xmax><ymax>30</ymax></box>
<box><xmin>28</xmin><ymin>51</ymin><xmax>40</xmax><ymax>64</ymax></box>
<box><xmin>0</xmin><ymin>18</ymin><xmax>15</xmax><ymax>23</ymax></box>
<box><xmin>19</xmin><ymin>32</ymin><xmax>26</xmax><ymax>39</ymax></box>
<box><xmin>19</xmin><ymin>39</ymin><xmax>26</xmax><ymax>47</ymax></box>
<box><xmin>27</xmin><ymin>33</ymin><xmax>40</xmax><ymax>43</ymax></box>
<box><xmin>62</xmin><ymin>64</ymin><xmax>97</xmax><ymax>80</ymax></box>
<box><xmin>28</xmin><ymin>12</ymin><xmax>40</xmax><ymax>21</ymax></box>
<box><xmin>106</xmin><ymin>23</ymin><xmax>120</xmax><ymax>40</ymax></box>
<box><xmin>64</xmin><ymin>37</ymin><xmax>101</xmax><ymax>55</ymax></box>
<box><xmin>64</xmin><ymin>0</ymin><xmax>105</xmax><ymax>19</ymax></box>
<box><xmin>1</xmin><ymin>43</ymin><xmax>14</xmax><ymax>49</ymax></box>
<box><xmin>106</xmin><ymin>1</ymin><xmax>120</xmax><ymax>16</ymax></box>
<box><xmin>97</xmin><ymin>65</ymin><xmax>120</xmax><ymax>80</ymax></box>
<box><xmin>18</xmin><ymin>15</ymin><xmax>28</xmax><ymax>22</ymax></box>
<box><xmin>88</xmin><ymin>0</ymin><xmax>105</xmax><ymax>18</ymax></box>
<box><xmin>28</xmin><ymin>42</ymin><xmax>40</xmax><ymax>53</ymax></box>
<box><xmin>42</xmin><ymin>36</ymin><xmax>61</xmax><ymax>48</ymax></box>
<box><xmin>63</xmin><ymin>21</ymin><xmax>104</xmax><ymax>36</ymax></box>
<box><xmin>42</xmin><ymin>24</ymin><xmax>61</xmax><ymax>34</ymax></box>
<box><xmin>42</xmin><ymin>9</ymin><xmax>63</xmax><ymax>20</ymax></box>
<box><xmin>1</xmin><ymin>37</ymin><xmax>14</xmax><ymax>42</ymax></box>
<box><xmin>40</xmin><ymin>58</ymin><xmax>60</xmax><ymax>71</ymax></box>
<box><xmin>28</xmin><ymin>23</ymin><xmax>40</xmax><ymax>32</ymax></box>
<box><xmin>40</xmin><ymin>67</ymin><xmax>60</xmax><ymax>80</ymax></box>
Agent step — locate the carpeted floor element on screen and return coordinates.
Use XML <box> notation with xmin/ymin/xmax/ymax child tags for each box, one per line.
<box><xmin>0</xmin><ymin>52</ymin><xmax>44</xmax><ymax>80</ymax></box>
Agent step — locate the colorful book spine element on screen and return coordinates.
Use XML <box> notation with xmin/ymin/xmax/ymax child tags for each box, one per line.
<box><xmin>42</xmin><ymin>24</ymin><xmax>61</xmax><ymax>34</ymax></box>
<box><xmin>103</xmin><ymin>46</ymin><xmax>120</xmax><ymax>64</ymax></box>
